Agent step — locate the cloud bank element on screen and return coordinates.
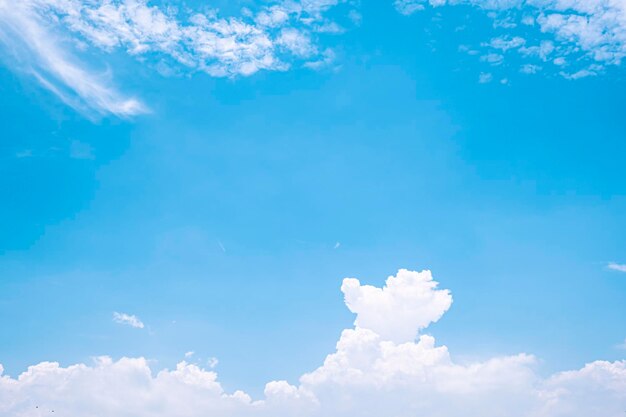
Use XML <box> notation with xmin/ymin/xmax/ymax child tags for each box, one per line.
<box><xmin>1</xmin><ymin>269</ymin><xmax>625</xmax><ymax>416</ymax></box>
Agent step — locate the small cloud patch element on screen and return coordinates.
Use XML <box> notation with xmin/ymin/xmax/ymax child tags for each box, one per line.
<box><xmin>113</xmin><ymin>312</ymin><xmax>145</xmax><ymax>329</ymax></box>
<box><xmin>608</xmin><ymin>262</ymin><xmax>626</xmax><ymax>273</ymax></box>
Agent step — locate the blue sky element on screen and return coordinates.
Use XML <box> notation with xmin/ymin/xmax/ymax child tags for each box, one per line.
<box><xmin>0</xmin><ymin>0</ymin><xmax>625</xmax><ymax>415</ymax></box>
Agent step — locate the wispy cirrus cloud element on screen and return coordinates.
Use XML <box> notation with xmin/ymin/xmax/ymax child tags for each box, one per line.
<box><xmin>112</xmin><ymin>311</ymin><xmax>145</xmax><ymax>329</ymax></box>
<box><xmin>0</xmin><ymin>0</ymin><xmax>354</xmax><ymax>117</ymax></box>
<box><xmin>608</xmin><ymin>262</ymin><xmax>626</xmax><ymax>273</ymax></box>
<box><xmin>2</xmin><ymin>0</ymin><xmax>625</xmax><ymax>116</ymax></box>
<box><xmin>0</xmin><ymin>0</ymin><xmax>147</xmax><ymax>118</ymax></box>
<box><xmin>1</xmin><ymin>269</ymin><xmax>625</xmax><ymax>417</ymax></box>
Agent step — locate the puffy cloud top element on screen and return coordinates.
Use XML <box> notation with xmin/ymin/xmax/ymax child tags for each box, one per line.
<box><xmin>341</xmin><ymin>269</ymin><xmax>452</xmax><ymax>343</ymax></box>
<box><xmin>1</xmin><ymin>268</ymin><xmax>625</xmax><ymax>417</ymax></box>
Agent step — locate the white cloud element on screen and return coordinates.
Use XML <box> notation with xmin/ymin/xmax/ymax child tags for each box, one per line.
<box><xmin>256</xmin><ymin>6</ymin><xmax>291</xmax><ymax>28</ymax></box>
<box><xmin>2</xmin><ymin>268</ymin><xmax>625</xmax><ymax>416</ymax></box>
<box><xmin>480</xmin><ymin>52</ymin><xmax>504</xmax><ymax>65</ymax></box>
<box><xmin>276</xmin><ymin>28</ymin><xmax>316</xmax><ymax>58</ymax></box>
<box><xmin>0</xmin><ymin>1</ymin><xmax>147</xmax><ymax>118</ymax></box>
<box><xmin>520</xmin><ymin>40</ymin><xmax>555</xmax><ymax>61</ymax></box>
<box><xmin>487</xmin><ymin>35</ymin><xmax>525</xmax><ymax>51</ymax></box>
<box><xmin>113</xmin><ymin>312</ymin><xmax>145</xmax><ymax>329</ymax></box>
<box><xmin>394</xmin><ymin>0</ymin><xmax>626</xmax><ymax>77</ymax></box>
<box><xmin>0</xmin><ymin>0</ymin><xmax>353</xmax><ymax>116</ymax></box>
<box><xmin>208</xmin><ymin>357</ymin><xmax>219</xmax><ymax>369</ymax></box>
<box><xmin>395</xmin><ymin>0</ymin><xmax>426</xmax><ymax>15</ymax></box>
<box><xmin>3</xmin><ymin>0</ymin><xmax>621</xmax><ymax>114</ymax></box>
<box><xmin>303</xmin><ymin>48</ymin><xmax>335</xmax><ymax>69</ymax></box>
<box><xmin>560</xmin><ymin>68</ymin><xmax>597</xmax><ymax>79</ymax></box>
<box><xmin>341</xmin><ymin>269</ymin><xmax>452</xmax><ymax>343</ymax></box>
<box><xmin>608</xmin><ymin>262</ymin><xmax>626</xmax><ymax>273</ymax></box>
<box><xmin>479</xmin><ymin>71</ymin><xmax>493</xmax><ymax>83</ymax></box>
<box><xmin>520</xmin><ymin>63</ymin><xmax>542</xmax><ymax>74</ymax></box>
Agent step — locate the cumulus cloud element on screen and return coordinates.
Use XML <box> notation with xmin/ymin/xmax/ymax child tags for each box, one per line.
<box><xmin>341</xmin><ymin>269</ymin><xmax>452</xmax><ymax>343</ymax></box>
<box><xmin>0</xmin><ymin>0</ymin><xmax>351</xmax><ymax>116</ymax></box>
<box><xmin>608</xmin><ymin>262</ymin><xmax>626</xmax><ymax>273</ymax></box>
<box><xmin>487</xmin><ymin>35</ymin><xmax>525</xmax><ymax>51</ymax></box>
<box><xmin>113</xmin><ymin>312</ymin><xmax>145</xmax><ymax>329</ymax></box>
<box><xmin>1</xmin><ymin>269</ymin><xmax>625</xmax><ymax>416</ymax></box>
<box><xmin>395</xmin><ymin>0</ymin><xmax>626</xmax><ymax>77</ymax></box>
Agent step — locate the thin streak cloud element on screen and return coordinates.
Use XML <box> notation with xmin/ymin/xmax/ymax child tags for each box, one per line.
<box><xmin>0</xmin><ymin>1</ymin><xmax>146</xmax><ymax>118</ymax></box>
<box><xmin>608</xmin><ymin>262</ymin><xmax>626</xmax><ymax>273</ymax></box>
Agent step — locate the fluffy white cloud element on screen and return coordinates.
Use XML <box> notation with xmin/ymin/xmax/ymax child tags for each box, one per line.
<box><xmin>538</xmin><ymin>361</ymin><xmax>626</xmax><ymax>417</ymax></box>
<box><xmin>395</xmin><ymin>0</ymin><xmax>626</xmax><ymax>77</ymax></box>
<box><xmin>1</xmin><ymin>269</ymin><xmax>625</xmax><ymax>416</ymax></box>
<box><xmin>113</xmin><ymin>312</ymin><xmax>145</xmax><ymax>329</ymax></box>
<box><xmin>0</xmin><ymin>0</ymin><xmax>351</xmax><ymax>116</ymax></box>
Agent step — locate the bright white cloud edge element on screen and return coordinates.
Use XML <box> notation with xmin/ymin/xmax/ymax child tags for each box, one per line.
<box><xmin>2</xmin><ymin>269</ymin><xmax>625</xmax><ymax>417</ymax></box>
<box><xmin>113</xmin><ymin>311</ymin><xmax>145</xmax><ymax>329</ymax></box>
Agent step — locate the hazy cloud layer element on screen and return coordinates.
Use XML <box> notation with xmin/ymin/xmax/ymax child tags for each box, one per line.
<box><xmin>1</xmin><ymin>269</ymin><xmax>625</xmax><ymax>416</ymax></box>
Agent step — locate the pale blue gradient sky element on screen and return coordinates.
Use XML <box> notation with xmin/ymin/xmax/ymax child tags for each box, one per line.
<box><xmin>1</xmin><ymin>0</ymin><xmax>625</xmax><ymax>397</ymax></box>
